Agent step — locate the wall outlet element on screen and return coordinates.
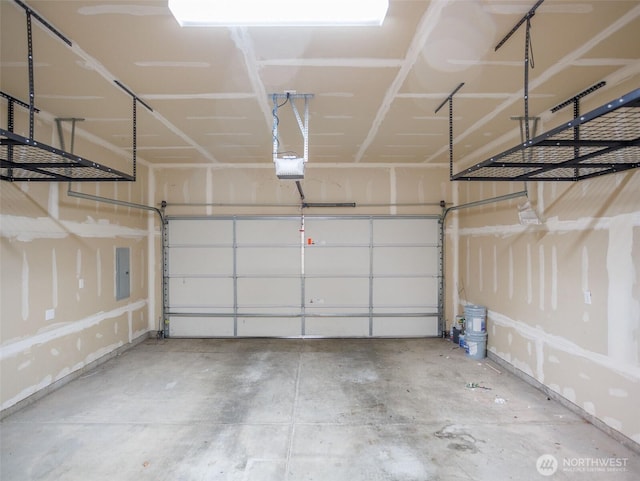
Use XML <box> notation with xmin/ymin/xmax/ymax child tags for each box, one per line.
<box><xmin>584</xmin><ymin>290</ymin><xmax>592</xmax><ymax>304</ymax></box>
<box><xmin>79</xmin><ymin>278</ymin><xmax>85</xmax><ymax>289</ymax></box>
<box><xmin>45</xmin><ymin>308</ymin><xmax>55</xmax><ymax>321</ymax></box>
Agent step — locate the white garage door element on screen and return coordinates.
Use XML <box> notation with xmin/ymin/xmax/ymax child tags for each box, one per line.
<box><xmin>164</xmin><ymin>216</ymin><xmax>441</xmax><ymax>338</ymax></box>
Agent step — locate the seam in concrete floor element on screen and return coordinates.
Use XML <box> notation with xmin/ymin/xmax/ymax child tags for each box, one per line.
<box><xmin>284</xmin><ymin>348</ymin><xmax>303</xmax><ymax>480</ymax></box>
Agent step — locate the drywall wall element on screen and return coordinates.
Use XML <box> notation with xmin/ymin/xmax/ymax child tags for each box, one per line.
<box><xmin>450</xmin><ymin>170</ymin><xmax>640</xmax><ymax>445</ymax></box>
<box><xmin>0</xmin><ymin>166</ymin><xmax>159</xmax><ymax>414</ymax></box>
<box><xmin>153</xmin><ymin>163</ymin><xmax>450</xmax><ymax>217</ymax></box>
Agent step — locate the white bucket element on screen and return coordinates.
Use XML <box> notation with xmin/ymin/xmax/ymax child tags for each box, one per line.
<box><xmin>465</xmin><ymin>331</ymin><xmax>487</xmax><ymax>360</ymax></box>
<box><xmin>464</xmin><ymin>305</ymin><xmax>487</xmax><ymax>333</ymax></box>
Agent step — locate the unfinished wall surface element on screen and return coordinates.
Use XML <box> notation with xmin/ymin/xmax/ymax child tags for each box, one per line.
<box><xmin>449</xmin><ymin>169</ymin><xmax>640</xmax><ymax>445</ymax></box>
<box><xmin>153</xmin><ymin>164</ymin><xmax>450</xmax><ymax>217</ymax></box>
<box><xmin>0</xmin><ymin>166</ymin><xmax>159</xmax><ymax>413</ymax></box>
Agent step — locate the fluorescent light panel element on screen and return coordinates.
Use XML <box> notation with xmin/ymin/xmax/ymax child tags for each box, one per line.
<box><xmin>168</xmin><ymin>0</ymin><xmax>389</xmax><ymax>26</ymax></box>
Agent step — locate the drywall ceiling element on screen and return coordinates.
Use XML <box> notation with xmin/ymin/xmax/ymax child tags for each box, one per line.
<box><xmin>1</xmin><ymin>0</ymin><xmax>639</xmax><ymax>170</ymax></box>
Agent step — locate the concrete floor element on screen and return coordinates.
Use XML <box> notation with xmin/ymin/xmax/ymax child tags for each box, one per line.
<box><xmin>1</xmin><ymin>338</ymin><xmax>638</xmax><ymax>480</ymax></box>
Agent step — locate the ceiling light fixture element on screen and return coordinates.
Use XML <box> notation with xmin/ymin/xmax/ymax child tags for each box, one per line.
<box><xmin>168</xmin><ymin>0</ymin><xmax>389</xmax><ymax>27</ymax></box>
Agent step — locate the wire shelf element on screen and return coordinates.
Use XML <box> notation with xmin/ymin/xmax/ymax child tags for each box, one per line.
<box><xmin>1</xmin><ymin>129</ymin><xmax>134</xmax><ymax>182</ymax></box>
<box><xmin>0</xmin><ymin>3</ymin><xmax>147</xmax><ymax>183</ymax></box>
<box><xmin>452</xmin><ymin>88</ymin><xmax>640</xmax><ymax>181</ymax></box>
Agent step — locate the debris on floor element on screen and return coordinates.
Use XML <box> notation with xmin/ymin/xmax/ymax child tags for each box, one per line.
<box><xmin>434</xmin><ymin>424</ymin><xmax>481</xmax><ymax>454</ymax></box>
<box><xmin>466</xmin><ymin>382</ymin><xmax>492</xmax><ymax>390</ymax></box>
<box><xmin>494</xmin><ymin>397</ymin><xmax>507</xmax><ymax>404</ymax></box>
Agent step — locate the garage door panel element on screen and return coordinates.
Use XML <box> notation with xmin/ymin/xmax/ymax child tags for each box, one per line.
<box><xmin>305</xmin><ymin>219</ymin><xmax>370</xmax><ymax>244</ymax></box>
<box><xmin>305</xmin><ymin>247</ymin><xmax>369</xmax><ymax>275</ymax></box>
<box><xmin>373</xmin><ymin>277</ymin><xmax>438</xmax><ymax>307</ymax></box>
<box><xmin>237</xmin><ymin>278</ymin><xmax>300</xmax><ymax>307</ymax></box>
<box><xmin>169</xmin><ymin>247</ymin><xmax>233</xmax><ymax>276</ymax></box>
<box><xmin>239</xmin><ymin>306</ymin><xmax>301</xmax><ymax>315</ymax></box>
<box><xmin>236</xmin><ymin>219</ymin><xmax>300</xmax><ymax>244</ymax></box>
<box><xmin>374</xmin><ymin>306</ymin><xmax>437</xmax><ymax>314</ymax></box>
<box><xmin>373</xmin><ymin>246</ymin><xmax>438</xmax><ymax>276</ymax></box>
<box><xmin>373</xmin><ymin>317</ymin><xmax>438</xmax><ymax>337</ymax></box>
<box><xmin>169</xmin><ymin>278</ymin><xmax>233</xmax><ymax>308</ymax></box>
<box><xmin>305</xmin><ymin>317</ymin><xmax>369</xmax><ymax>337</ymax></box>
<box><xmin>169</xmin><ymin>219</ymin><xmax>233</xmax><ymax>245</ymax></box>
<box><xmin>306</xmin><ymin>278</ymin><xmax>369</xmax><ymax>308</ymax></box>
<box><xmin>237</xmin><ymin>317</ymin><xmax>300</xmax><ymax>337</ymax></box>
<box><xmin>305</xmin><ymin>307</ymin><xmax>369</xmax><ymax>317</ymax></box>
<box><xmin>236</xmin><ymin>247</ymin><xmax>300</xmax><ymax>275</ymax></box>
<box><xmin>169</xmin><ymin>316</ymin><xmax>234</xmax><ymax>337</ymax></box>
<box><xmin>171</xmin><ymin>307</ymin><xmax>234</xmax><ymax>314</ymax></box>
<box><xmin>373</xmin><ymin>218</ymin><xmax>439</xmax><ymax>244</ymax></box>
